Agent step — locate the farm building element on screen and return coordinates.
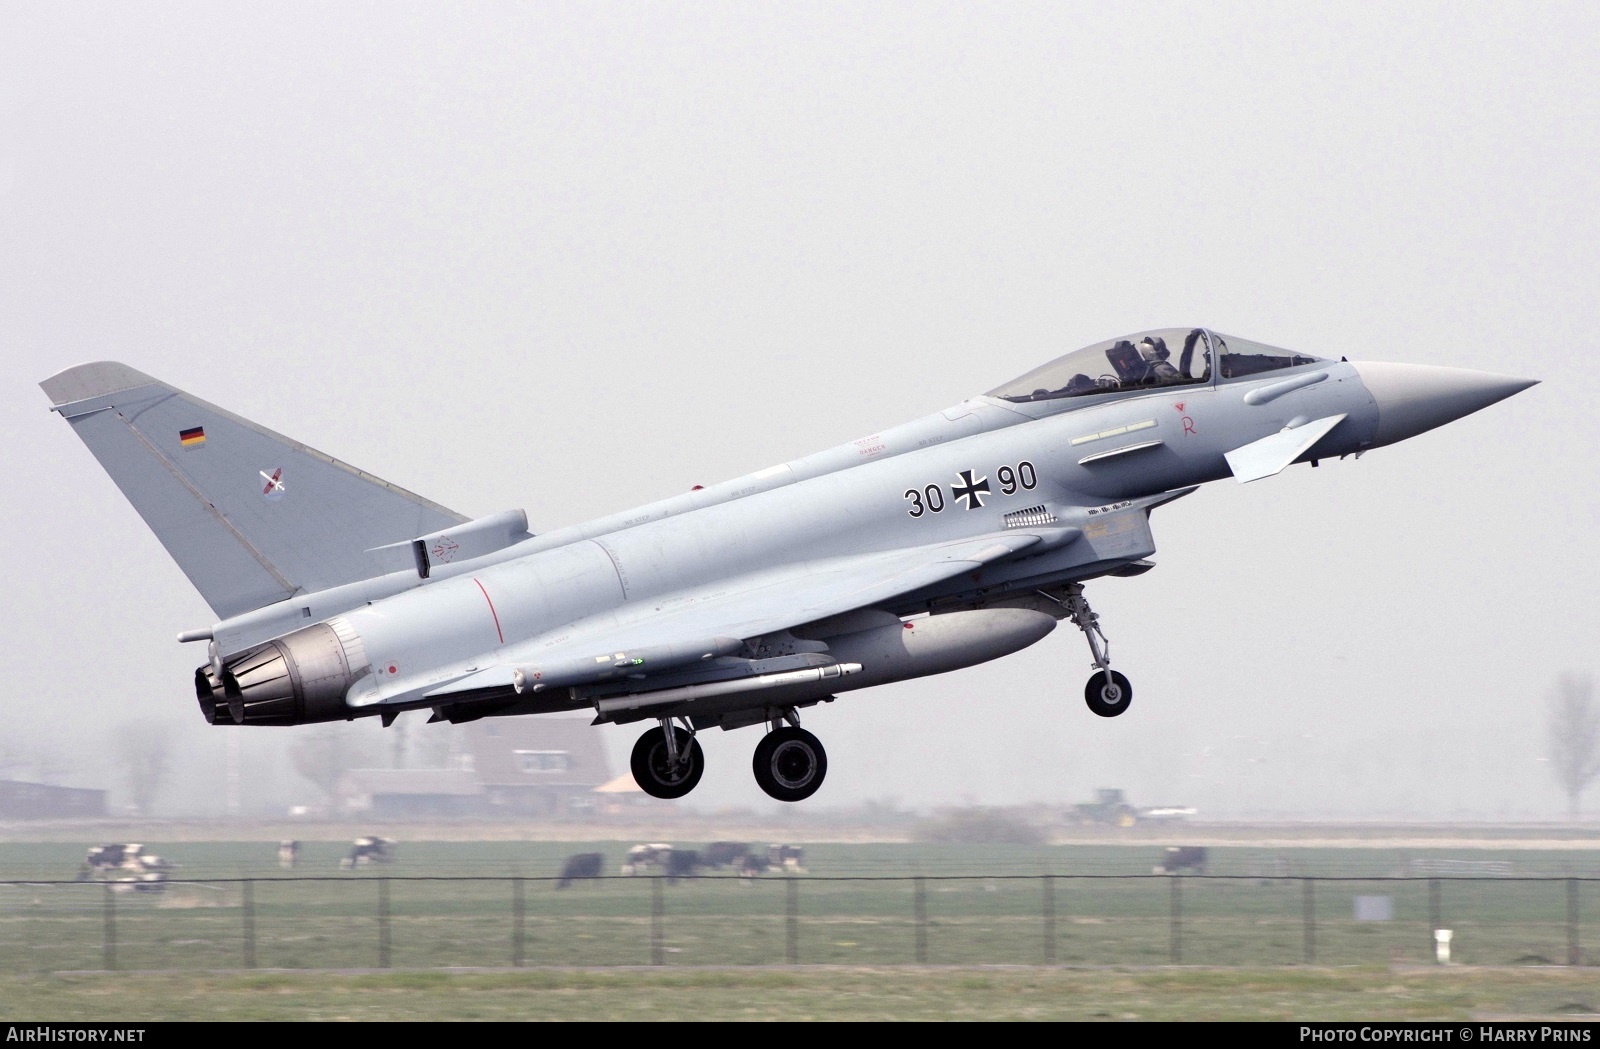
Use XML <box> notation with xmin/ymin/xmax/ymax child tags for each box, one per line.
<box><xmin>0</xmin><ymin>779</ymin><xmax>107</xmax><ymax>819</ymax></box>
<box><xmin>336</xmin><ymin>718</ymin><xmax>613</xmax><ymax>818</ymax></box>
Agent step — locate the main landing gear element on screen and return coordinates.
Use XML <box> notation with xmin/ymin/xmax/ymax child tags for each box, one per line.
<box><xmin>752</xmin><ymin>711</ymin><xmax>827</xmax><ymax>803</ymax></box>
<box><xmin>629</xmin><ymin>708</ymin><xmax>829</xmax><ymax>803</ymax></box>
<box><xmin>1062</xmin><ymin>582</ymin><xmax>1133</xmax><ymax>718</ymax></box>
<box><xmin>630</xmin><ymin>720</ymin><xmax>704</xmax><ymax>800</ymax></box>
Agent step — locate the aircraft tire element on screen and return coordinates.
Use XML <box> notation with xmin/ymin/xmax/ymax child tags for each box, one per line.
<box><xmin>1084</xmin><ymin>670</ymin><xmax>1133</xmax><ymax>718</ymax></box>
<box><xmin>630</xmin><ymin>726</ymin><xmax>704</xmax><ymax>799</ymax></box>
<box><xmin>752</xmin><ymin>727</ymin><xmax>827</xmax><ymax>803</ymax></box>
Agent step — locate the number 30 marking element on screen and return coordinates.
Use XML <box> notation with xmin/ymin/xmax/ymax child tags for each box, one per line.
<box><xmin>905</xmin><ymin>484</ymin><xmax>947</xmax><ymax>517</ymax></box>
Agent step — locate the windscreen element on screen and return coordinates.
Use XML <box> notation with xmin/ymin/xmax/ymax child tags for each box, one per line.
<box><xmin>1213</xmin><ymin>334</ymin><xmax>1324</xmax><ymax>379</ymax></box>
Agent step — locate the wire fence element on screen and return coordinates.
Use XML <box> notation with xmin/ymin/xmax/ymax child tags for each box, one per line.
<box><xmin>2</xmin><ymin>874</ymin><xmax>1597</xmax><ymax>971</ymax></box>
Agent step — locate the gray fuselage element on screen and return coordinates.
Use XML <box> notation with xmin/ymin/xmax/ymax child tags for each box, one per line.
<box><xmin>209</xmin><ymin>358</ymin><xmax>1378</xmax><ymax>722</ymax></box>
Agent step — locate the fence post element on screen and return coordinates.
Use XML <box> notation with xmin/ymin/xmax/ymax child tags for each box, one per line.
<box><xmin>785</xmin><ymin>877</ymin><xmax>798</xmax><ymax>965</ymax></box>
<box><xmin>512</xmin><ymin>877</ymin><xmax>525</xmax><ymax>968</ymax></box>
<box><xmin>1303</xmin><ymin>878</ymin><xmax>1315</xmax><ymax>965</ymax></box>
<box><xmin>1570</xmin><ymin>878</ymin><xmax>1580</xmax><ymax>967</ymax></box>
<box><xmin>1428</xmin><ymin>878</ymin><xmax>1441</xmax><ymax>963</ymax></box>
<box><xmin>1042</xmin><ymin>876</ymin><xmax>1056</xmax><ymax>965</ymax></box>
<box><xmin>650</xmin><ymin>877</ymin><xmax>664</xmax><ymax>966</ymax></box>
<box><xmin>1169</xmin><ymin>876</ymin><xmax>1182</xmax><ymax>964</ymax></box>
<box><xmin>102</xmin><ymin>882</ymin><xmax>116</xmax><ymax>972</ymax></box>
<box><xmin>243</xmin><ymin>879</ymin><xmax>256</xmax><ymax>969</ymax></box>
<box><xmin>378</xmin><ymin>877</ymin><xmax>391</xmax><ymax>968</ymax></box>
<box><xmin>914</xmin><ymin>877</ymin><xmax>928</xmax><ymax>963</ymax></box>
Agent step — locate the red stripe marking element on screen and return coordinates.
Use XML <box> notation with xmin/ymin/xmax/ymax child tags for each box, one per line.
<box><xmin>474</xmin><ymin>578</ymin><xmax>504</xmax><ymax>645</ymax></box>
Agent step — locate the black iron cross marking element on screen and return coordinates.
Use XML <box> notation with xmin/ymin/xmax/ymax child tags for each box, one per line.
<box><xmin>951</xmin><ymin>469</ymin><xmax>991</xmax><ymax>510</ymax></box>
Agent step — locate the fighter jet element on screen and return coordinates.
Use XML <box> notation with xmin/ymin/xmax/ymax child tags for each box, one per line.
<box><xmin>40</xmin><ymin>329</ymin><xmax>1534</xmax><ymax>802</ymax></box>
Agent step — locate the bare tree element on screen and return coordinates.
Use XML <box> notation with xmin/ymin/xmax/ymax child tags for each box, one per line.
<box><xmin>0</xmin><ymin>740</ymin><xmax>71</xmax><ymax>785</ymax></box>
<box><xmin>32</xmin><ymin>748</ymin><xmax>72</xmax><ymax>787</ymax></box>
<box><xmin>390</xmin><ymin>715</ymin><xmax>407</xmax><ymax>770</ymax></box>
<box><xmin>115</xmin><ymin>723</ymin><xmax>172</xmax><ymax>816</ymax></box>
<box><xmin>410</xmin><ymin>722</ymin><xmax>455</xmax><ymax>770</ymax></box>
<box><xmin>0</xmin><ymin>740</ymin><xmax>27</xmax><ymax>781</ymax></box>
<box><xmin>1549</xmin><ymin>672</ymin><xmax>1600</xmax><ymax>819</ymax></box>
<box><xmin>291</xmin><ymin>726</ymin><xmax>382</xmax><ymax>805</ymax></box>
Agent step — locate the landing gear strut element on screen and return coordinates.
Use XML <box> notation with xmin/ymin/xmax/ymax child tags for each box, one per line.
<box><xmin>752</xmin><ymin>709</ymin><xmax>827</xmax><ymax>802</ymax></box>
<box><xmin>630</xmin><ymin>719</ymin><xmax>704</xmax><ymax>799</ymax></box>
<box><xmin>1062</xmin><ymin>583</ymin><xmax>1133</xmax><ymax>718</ymax></box>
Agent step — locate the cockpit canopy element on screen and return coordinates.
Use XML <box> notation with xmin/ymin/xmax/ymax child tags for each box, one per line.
<box><xmin>987</xmin><ymin>328</ymin><xmax>1325</xmax><ymax>404</ymax></box>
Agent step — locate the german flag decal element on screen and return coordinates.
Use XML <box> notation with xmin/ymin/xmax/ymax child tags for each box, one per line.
<box><xmin>179</xmin><ymin>426</ymin><xmax>206</xmax><ymax>447</ymax></box>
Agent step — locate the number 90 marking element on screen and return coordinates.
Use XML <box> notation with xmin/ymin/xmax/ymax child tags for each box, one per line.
<box><xmin>997</xmin><ymin>461</ymin><xmax>1039</xmax><ymax>494</ymax></box>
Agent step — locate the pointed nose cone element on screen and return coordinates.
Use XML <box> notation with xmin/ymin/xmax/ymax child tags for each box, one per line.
<box><xmin>1351</xmin><ymin>361</ymin><xmax>1537</xmax><ymax>447</ymax></box>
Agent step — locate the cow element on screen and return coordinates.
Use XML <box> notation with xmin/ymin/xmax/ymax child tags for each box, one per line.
<box><xmin>557</xmin><ymin>852</ymin><xmax>604</xmax><ymax>889</ymax></box>
<box><xmin>736</xmin><ymin>851</ymin><xmax>769</xmax><ymax>879</ymax></box>
<box><xmin>621</xmin><ymin>843</ymin><xmax>672</xmax><ymax>876</ymax></box>
<box><xmin>78</xmin><ymin>843</ymin><xmax>174</xmax><ymax>881</ymax></box>
<box><xmin>768</xmin><ymin>844</ymin><xmax>806</xmax><ymax>873</ymax></box>
<box><xmin>112</xmin><ymin>871</ymin><xmax>169</xmax><ymax>894</ymax></box>
<box><xmin>77</xmin><ymin>843</ymin><xmax>174</xmax><ymax>892</ymax></box>
<box><xmin>78</xmin><ymin>843</ymin><xmax>131</xmax><ymax>879</ymax></box>
<box><xmin>1154</xmin><ymin>846</ymin><xmax>1208</xmax><ymax>875</ymax></box>
<box><xmin>340</xmin><ymin>836</ymin><xmax>397</xmax><ymax>870</ymax></box>
<box><xmin>278</xmin><ymin>840</ymin><xmax>300</xmax><ymax>870</ymax></box>
<box><xmin>666</xmin><ymin>849</ymin><xmax>703</xmax><ymax>883</ymax></box>
<box><xmin>704</xmin><ymin>841</ymin><xmax>749</xmax><ymax>869</ymax></box>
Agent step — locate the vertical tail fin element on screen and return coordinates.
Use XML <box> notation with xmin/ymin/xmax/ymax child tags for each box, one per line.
<box><xmin>41</xmin><ymin>362</ymin><xmax>468</xmax><ymax>619</ymax></box>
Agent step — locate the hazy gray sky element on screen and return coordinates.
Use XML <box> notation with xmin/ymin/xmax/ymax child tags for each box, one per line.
<box><xmin>2</xmin><ymin>2</ymin><xmax>1595</xmax><ymax>819</ymax></box>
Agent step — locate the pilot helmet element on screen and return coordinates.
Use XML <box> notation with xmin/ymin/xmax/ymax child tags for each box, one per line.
<box><xmin>1138</xmin><ymin>336</ymin><xmax>1170</xmax><ymax>361</ymax></box>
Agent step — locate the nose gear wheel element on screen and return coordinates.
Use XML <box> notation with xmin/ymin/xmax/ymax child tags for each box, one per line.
<box><xmin>1084</xmin><ymin>669</ymin><xmax>1133</xmax><ymax>717</ymax></box>
<box><xmin>1056</xmin><ymin>582</ymin><xmax>1134</xmax><ymax>718</ymax></box>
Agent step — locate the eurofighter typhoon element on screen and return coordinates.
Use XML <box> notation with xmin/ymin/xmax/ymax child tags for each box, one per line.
<box><xmin>41</xmin><ymin>330</ymin><xmax>1534</xmax><ymax>801</ymax></box>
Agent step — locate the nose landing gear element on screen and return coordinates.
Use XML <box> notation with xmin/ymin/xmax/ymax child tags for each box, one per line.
<box><xmin>1084</xmin><ymin>668</ymin><xmax>1133</xmax><ymax>717</ymax></box>
<box><xmin>753</xmin><ymin>710</ymin><xmax>828</xmax><ymax>802</ymax></box>
<box><xmin>630</xmin><ymin>719</ymin><xmax>705</xmax><ymax>799</ymax></box>
<box><xmin>1063</xmin><ymin>582</ymin><xmax>1133</xmax><ymax>718</ymax></box>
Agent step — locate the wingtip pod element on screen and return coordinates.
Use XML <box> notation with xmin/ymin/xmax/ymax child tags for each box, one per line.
<box><xmin>1351</xmin><ymin>361</ymin><xmax>1538</xmax><ymax>448</ymax></box>
<box><xmin>40</xmin><ymin>361</ymin><xmax>162</xmax><ymax>412</ymax></box>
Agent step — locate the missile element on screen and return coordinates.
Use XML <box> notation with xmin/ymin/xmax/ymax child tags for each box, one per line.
<box><xmin>594</xmin><ymin>661</ymin><xmax>864</xmax><ymax>716</ymax></box>
<box><xmin>513</xmin><ymin>636</ymin><xmax>746</xmax><ymax>693</ymax></box>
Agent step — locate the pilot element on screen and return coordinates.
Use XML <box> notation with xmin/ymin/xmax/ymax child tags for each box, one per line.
<box><xmin>1104</xmin><ymin>340</ymin><xmax>1142</xmax><ymax>384</ymax></box>
<box><xmin>1137</xmin><ymin>336</ymin><xmax>1181</xmax><ymax>384</ymax></box>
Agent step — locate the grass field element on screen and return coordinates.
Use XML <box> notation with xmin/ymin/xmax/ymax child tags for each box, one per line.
<box><xmin>2</xmin><ymin>840</ymin><xmax>1599</xmax><ymax>973</ymax></box>
<box><xmin>9</xmin><ymin>837</ymin><xmax>1600</xmax><ymax>881</ymax></box>
<box><xmin>4</xmin><ymin>966</ymin><xmax>1600</xmax><ymax>1021</ymax></box>
<box><xmin>4</xmin><ymin>838</ymin><xmax>1600</xmax><ymax>1019</ymax></box>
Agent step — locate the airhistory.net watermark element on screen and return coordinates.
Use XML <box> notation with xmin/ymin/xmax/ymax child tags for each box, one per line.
<box><xmin>4</xmin><ymin>1029</ymin><xmax>146</xmax><ymax>1043</ymax></box>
